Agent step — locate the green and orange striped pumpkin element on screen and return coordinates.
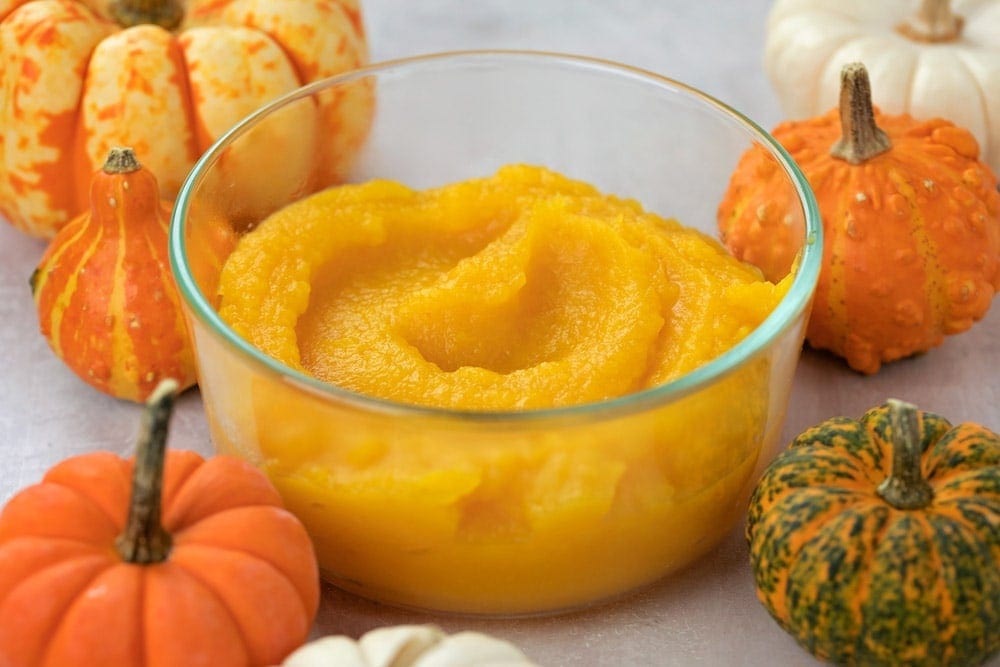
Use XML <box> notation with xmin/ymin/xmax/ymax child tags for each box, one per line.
<box><xmin>31</xmin><ymin>147</ymin><xmax>196</xmax><ymax>402</ymax></box>
<box><xmin>747</xmin><ymin>399</ymin><xmax>1000</xmax><ymax>666</ymax></box>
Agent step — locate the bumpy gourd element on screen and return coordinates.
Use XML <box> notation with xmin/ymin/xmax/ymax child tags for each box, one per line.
<box><xmin>0</xmin><ymin>380</ymin><xmax>320</xmax><ymax>666</ymax></box>
<box><xmin>747</xmin><ymin>399</ymin><xmax>1000</xmax><ymax>666</ymax></box>
<box><xmin>0</xmin><ymin>0</ymin><xmax>371</xmax><ymax>237</ymax></box>
<box><xmin>718</xmin><ymin>62</ymin><xmax>1000</xmax><ymax>374</ymax></box>
<box><xmin>31</xmin><ymin>147</ymin><xmax>196</xmax><ymax>402</ymax></box>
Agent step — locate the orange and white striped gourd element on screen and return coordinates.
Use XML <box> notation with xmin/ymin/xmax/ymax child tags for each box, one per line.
<box><xmin>0</xmin><ymin>0</ymin><xmax>371</xmax><ymax>238</ymax></box>
<box><xmin>31</xmin><ymin>147</ymin><xmax>196</xmax><ymax>402</ymax></box>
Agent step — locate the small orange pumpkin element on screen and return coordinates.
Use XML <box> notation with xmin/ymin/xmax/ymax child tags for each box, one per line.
<box><xmin>31</xmin><ymin>146</ymin><xmax>196</xmax><ymax>402</ymax></box>
<box><xmin>0</xmin><ymin>380</ymin><xmax>320</xmax><ymax>666</ymax></box>
<box><xmin>718</xmin><ymin>62</ymin><xmax>1000</xmax><ymax>374</ymax></box>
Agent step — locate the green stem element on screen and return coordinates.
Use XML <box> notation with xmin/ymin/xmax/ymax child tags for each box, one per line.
<box><xmin>115</xmin><ymin>379</ymin><xmax>179</xmax><ymax>564</ymax></box>
<box><xmin>829</xmin><ymin>63</ymin><xmax>892</xmax><ymax>165</ymax></box>
<box><xmin>102</xmin><ymin>147</ymin><xmax>141</xmax><ymax>176</ymax></box>
<box><xmin>108</xmin><ymin>0</ymin><xmax>183</xmax><ymax>30</ymax></box>
<box><xmin>897</xmin><ymin>0</ymin><xmax>963</xmax><ymax>43</ymax></box>
<box><xmin>876</xmin><ymin>399</ymin><xmax>935</xmax><ymax>510</ymax></box>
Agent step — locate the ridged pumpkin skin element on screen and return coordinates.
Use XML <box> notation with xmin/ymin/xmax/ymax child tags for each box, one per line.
<box><xmin>718</xmin><ymin>63</ymin><xmax>1000</xmax><ymax>374</ymax></box>
<box><xmin>32</xmin><ymin>147</ymin><xmax>196</xmax><ymax>402</ymax></box>
<box><xmin>0</xmin><ymin>0</ymin><xmax>371</xmax><ymax>237</ymax></box>
<box><xmin>746</xmin><ymin>402</ymin><xmax>1000</xmax><ymax>666</ymax></box>
<box><xmin>0</xmin><ymin>386</ymin><xmax>321</xmax><ymax>667</ymax></box>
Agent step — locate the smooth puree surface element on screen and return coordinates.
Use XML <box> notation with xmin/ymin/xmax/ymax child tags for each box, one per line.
<box><xmin>218</xmin><ymin>165</ymin><xmax>789</xmax><ymax>409</ymax></box>
<box><xmin>212</xmin><ymin>165</ymin><xmax>794</xmax><ymax>614</ymax></box>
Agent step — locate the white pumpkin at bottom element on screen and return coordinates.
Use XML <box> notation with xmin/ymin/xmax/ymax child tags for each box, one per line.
<box><xmin>282</xmin><ymin>625</ymin><xmax>538</xmax><ymax>667</ymax></box>
<box><xmin>764</xmin><ymin>0</ymin><xmax>1000</xmax><ymax>173</ymax></box>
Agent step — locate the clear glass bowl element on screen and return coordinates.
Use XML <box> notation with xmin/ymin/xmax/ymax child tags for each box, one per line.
<box><xmin>169</xmin><ymin>50</ymin><xmax>821</xmax><ymax>616</ymax></box>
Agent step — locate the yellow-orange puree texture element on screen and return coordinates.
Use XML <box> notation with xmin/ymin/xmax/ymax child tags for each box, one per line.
<box><xmin>219</xmin><ymin>165</ymin><xmax>788</xmax><ymax>408</ymax></box>
<box><xmin>214</xmin><ymin>164</ymin><xmax>793</xmax><ymax>613</ymax></box>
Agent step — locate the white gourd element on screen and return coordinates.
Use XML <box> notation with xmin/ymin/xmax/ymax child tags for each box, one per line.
<box><xmin>282</xmin><ymin>625</ymin><xmax>539</xmax><ymax>667</ymax></box>
<box><xmin>764</xmin><ymin>0</ymin><xmax>1000</xmax><ymax>172</ymax></box>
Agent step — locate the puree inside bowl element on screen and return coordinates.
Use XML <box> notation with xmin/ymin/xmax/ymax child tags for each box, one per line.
<box><xmin>210</xmin><ymin>164</ymin><xmax>793</xmax><ymax>613</ymax></box>
<box><xmin>218</xmin><ymin>165</ymin><xmax>790</xmax><ymax>409</ymax></box>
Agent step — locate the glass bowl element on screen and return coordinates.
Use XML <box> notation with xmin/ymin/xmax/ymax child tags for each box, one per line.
<box><xmin>169</xmin><ymin>50</ymin><xmax>821</xmax><ymax>616</ymax></box>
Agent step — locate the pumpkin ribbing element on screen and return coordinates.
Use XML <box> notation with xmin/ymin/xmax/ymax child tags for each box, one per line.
<box><xmin>31</xmin><ymin>147</ymin><xmax>197</xmax><ymax>402</ymax></box>
<box><xmin>0</xmin><ymin>380</ymin><xmax>321</xmax><ymax>666</ymax></box>
<box><xmin>0</xmin><ymin>0</ymin><xmax>371</xmax><ymax>237</ymax></box>
<box><xmin>718</xmin><ymin>61</ymin><xmax>1000</xmax><ymax>374</ymax></box>
<box><xmin>747</xmin><ymin>401</ymin><xmax>1000</xmax><ymax>666</ymax></box>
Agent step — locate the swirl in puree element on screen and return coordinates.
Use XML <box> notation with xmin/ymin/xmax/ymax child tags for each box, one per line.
<box><xmin>213</xmin><ymin>164</ymin><xmax>792</xmax><ymax>613</ymax></box>
<box><xmin>218</xmin><ymin>165</ymin><xmax>789</xmax><ymax>409</ymax></box>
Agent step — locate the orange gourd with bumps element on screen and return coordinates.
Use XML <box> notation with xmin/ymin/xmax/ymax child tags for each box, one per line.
<box><xmin>718</xmin><ymin>62</ymin><xmax>1000</xmax><ymax>374</ymax></box>
<box><xmin>0</xmin><ymin>380</ymin><xmax>320</xmax><ymax>667</ymax></box>
<box><xmin>31</xmin><ymin>147</ymin><xmax>196</xmax><ymax>402</ymax></box>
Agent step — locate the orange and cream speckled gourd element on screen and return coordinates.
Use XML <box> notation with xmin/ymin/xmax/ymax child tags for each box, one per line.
<box><xmin>0</xmin><ymin>0</ymin><xmax>371</xmax><ymax>237</ymax></box>
<box><xmin>31</xmin><ymin>147</ymin><xmax>196</xmax><ymax>402</ymax></box>
<box><xmin>718</xmin><ymin>62</ymin><xmax>1000</xmax><ymax>374</ymax></box>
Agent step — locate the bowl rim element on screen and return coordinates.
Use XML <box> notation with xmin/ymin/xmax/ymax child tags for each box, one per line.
<box><xmin>169</xmin><ymin>49</ymin><xmax>822</xmax><ymax>423</ymax></box>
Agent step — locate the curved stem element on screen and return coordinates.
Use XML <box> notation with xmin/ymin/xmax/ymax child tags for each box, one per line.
<box><xmin>102</xmin><ymin>147</ymin><xmax>142</xmax><ymax>176</ymax></box>
<box><xmin>830</xmin><ymin>63</ymin><xmax>892</xmax><ymax>165</ymax></box>
<box><xmin>897</xmin><ymin>0</ymin><xmax>963</xmax><ymax>43</ymax></box>
<box><xmin>108</xmin><ymin>0</ymin><xmax>183</xmax><ymax>30</ymax></box>
<box><xmin>876</xmin><ymin>399</ymin><xmax>935</xmax><ymax>510</ymax></box>
<box><xmin>115</xmin><ymin>379</ymin><xmax>179</xmax><ymax>564</ymax></box>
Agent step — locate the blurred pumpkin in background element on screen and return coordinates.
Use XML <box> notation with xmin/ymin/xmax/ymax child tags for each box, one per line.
<box><xmin>0</xmin><ymin>0</ymin><xmax>372</xmax><ymax>238</ymax></box>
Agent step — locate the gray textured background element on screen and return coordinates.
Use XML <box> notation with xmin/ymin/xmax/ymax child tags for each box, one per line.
<box><xmin>1</xmin><ymin>1</ymin><xmax>997</xmax><ymax>665</ymax></box>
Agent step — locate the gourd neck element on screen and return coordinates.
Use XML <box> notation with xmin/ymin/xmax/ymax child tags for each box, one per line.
<box><xmin>115</xmin><ymin>379</ymin><xmax>178</xmax><ymax>564</ymax></box>
<box><xmin>876</xmin><ymin>399</ymin><xmax>935</xmax><ymax>510</ymax></box>
<box><xmin>829</xmin><ymin>62</ymin><xmax>891</xmax><ymax>165</ymax></box>
<box><xmin>897</xmin><ymin>0</ymin><xmax>964</xmax><ymax>43</ymax></box>
<box><xmin>103</xmin><ymin>147</ymin><xmax>142</xmax><ymax>176</ymax></box>
<box><xmin>108</xmin><ymin>0</ymin><xmax>183</xmax><ymax>30</ymax></box>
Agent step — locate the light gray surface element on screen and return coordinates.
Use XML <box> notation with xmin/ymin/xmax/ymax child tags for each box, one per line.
<box><xmin>1</xmin><ymin>1</ymin><xmax>998</xmax><ymax>665</ymax></box>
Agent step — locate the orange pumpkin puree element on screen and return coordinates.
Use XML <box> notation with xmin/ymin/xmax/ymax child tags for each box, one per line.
<box><xmin>214</xmin><ymin>164</ymin><xmax>792</xmax><ymax>613</ymax></box>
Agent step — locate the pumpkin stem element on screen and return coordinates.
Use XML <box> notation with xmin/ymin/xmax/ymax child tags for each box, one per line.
<box><xmin>103</xmin><ymin>147</ymin><xmax>142</xmax><ymax>176</ymax></box>
<box><xmin>108</xmin><ymin>0</ymin><xmax>183</xmax><ymax>30</ymax></box>
<box><xmin>28</xmin><ymin>267</ymin><xmax>40</xmax><ymax>298</ymax></box>
<box><xmin>876</xmin><ymin>399</ymin><xmax>934</xmax><ymax>510</ymax></box>
<box><xmin>830</xmin><ymin>63</ymin><xmax>892</xmax><ymax>165</ymax></box>
<box><xmin>116</xmin><ymin>378</ymin><xmax>179</xmax><ymax>564</ymax></box>
<box><xmin>897</xmin><ymin>0</ymin><xmax>963</xmax><ymax>43</ymax></box>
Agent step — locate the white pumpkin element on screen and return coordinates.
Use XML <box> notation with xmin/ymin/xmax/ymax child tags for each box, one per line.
<box><xmin>282</xmin><ymin>625</ymin><xmax>538</xmax><ymax>667</ymax></box>
<box><xmin>764</xmin><ymin>0</ymin><xmax>1000</xmax><ymax>173</ymax></box>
